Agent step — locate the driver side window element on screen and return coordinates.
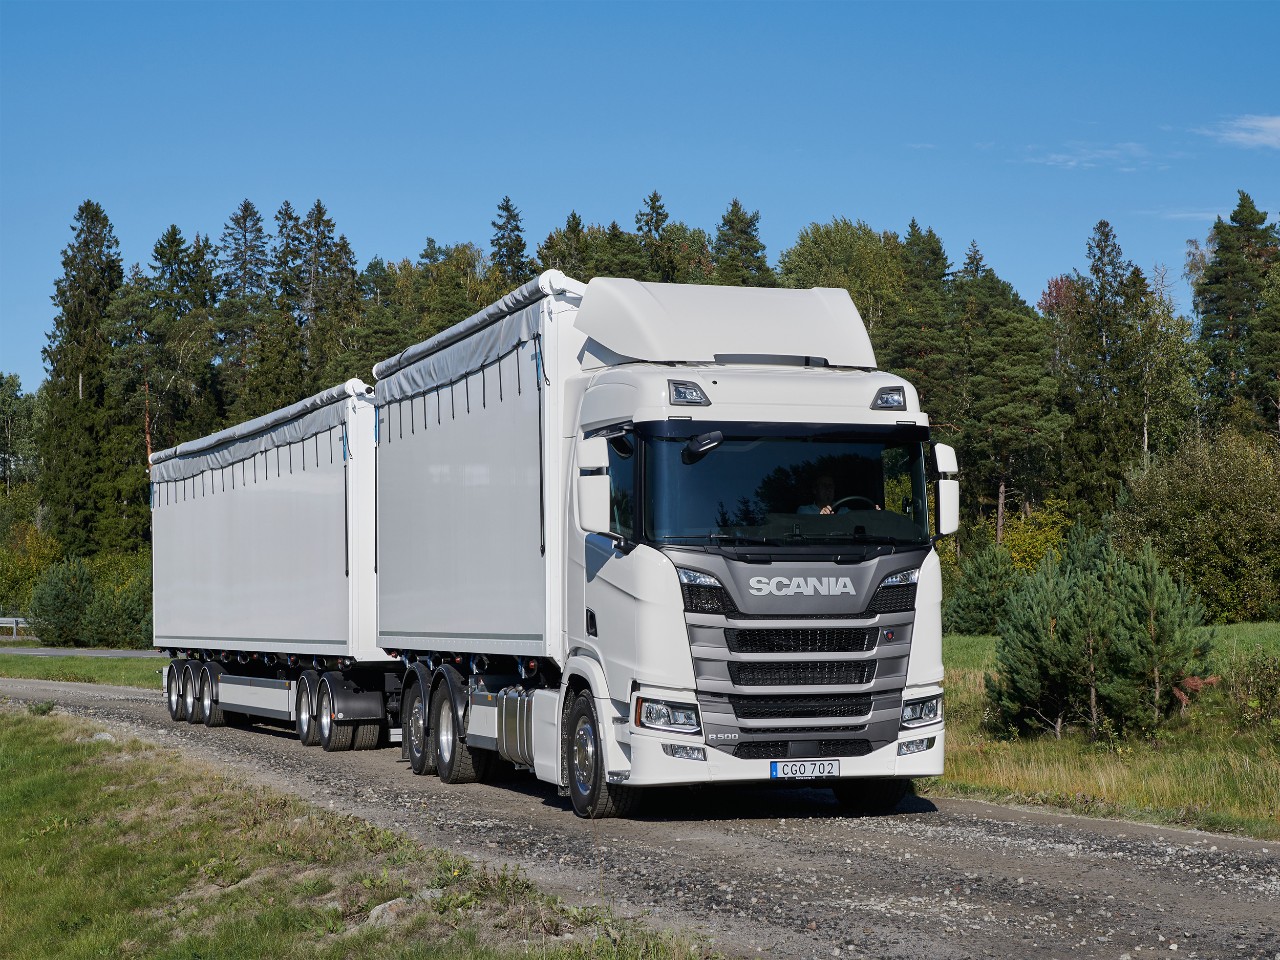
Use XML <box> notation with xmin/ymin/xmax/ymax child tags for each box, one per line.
<box><xmin>607</xmin><ymin>435</ymin><xmax>635</xmax><ymax>538</ymax></box>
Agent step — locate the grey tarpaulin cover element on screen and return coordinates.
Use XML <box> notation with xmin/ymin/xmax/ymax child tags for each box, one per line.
<box><xmin>149</xmin><ymin>379</ymin><xmax>371</xmax><ymax>483</ymax></box>
<box><xmin>372</xmin><ymin>273</ymin><xmax>564</xmax><ymax>406</ymax></box>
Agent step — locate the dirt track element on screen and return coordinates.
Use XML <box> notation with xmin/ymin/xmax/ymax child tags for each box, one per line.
<box><xmin>3</xmin><ymin>676</ymin><xmax>1277</xmax><ymax>960</ymax></box>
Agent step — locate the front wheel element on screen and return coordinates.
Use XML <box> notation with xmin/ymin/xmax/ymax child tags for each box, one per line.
<box><xmin>566</xmin><ymin>692</ymin><xmax>641</xmax><ymax>819</ymax></box>
<box><xmin>831</xmin><ymin>777</ymin><xmax>911</xmax><ymax>815</ymax></box>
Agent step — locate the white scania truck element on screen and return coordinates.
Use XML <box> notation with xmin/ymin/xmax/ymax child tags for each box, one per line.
<box><xmin>152</xmin><ymin>272</ymin><xmax>959</xmax><ymax>818</ymax></box>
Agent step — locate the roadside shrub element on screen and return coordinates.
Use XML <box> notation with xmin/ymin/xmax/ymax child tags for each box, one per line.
<box><xmin>1224</xmin><ymin>650</ymin><xmax>1280</xmax><ymax>734</ymax></box>
<box><xmin>0</xmin><ymin>522</ymin><xmax>61</xmax><ymax>616</ymax></box>
<box><xmin>986</xmin><ymin>527</ymin><xmax>1211</xmax><ymax>739</ymax></box>
<box><xmin>27</xmin><ymin>558</ymin><xmax>95</xmax><ymax>647</ymax></box>
<box><xmin>26</xmin><ymin>550</ymin><xmax>151</xmax><ymax>648</ymax></box>
<box><xmin>944</xmin><ymin>544</ymin><xmax>1022</xmax><ymax>634</ymax></box>
<box><xmin>988</xmin><ymin>498</ymin><xmax>1071</xmax><ymax>574</ymax></box>
<box><xmin>1115</xmin><ymin>430</ymin><xmax>1280</xmax><ymax>623</ymax></box>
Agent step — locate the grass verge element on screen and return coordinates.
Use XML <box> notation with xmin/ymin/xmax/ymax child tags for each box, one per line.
<box><xmin>925</xmin><ymin>624</ymin><xmax>1280</xmax><ymax>840</ymax></box>
<box><xmin>0</xmin><ymin>706</ymin><xmax>717</xmax><ymax>960</ymax></box>
<box><xmin>0</xmin><ymin>653</ymin><xmax>161</xmax><ymax>688</ymax></box>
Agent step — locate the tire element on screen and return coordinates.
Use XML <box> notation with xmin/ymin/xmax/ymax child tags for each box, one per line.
<box><xmin>352</xmin><ymin>722</ymin><xmax>381</xmax><ymax>751</ymax></box>
<box><xmin>295</xmin><ymin>671</ymin><xmax>320</xmax><ymax>747</ymax></box>
<box><xmin>403</xmin><ymin>681</ymin><xmax>435</xmax><ymax>775</ymax></box>
<box><xmin>182</xmin><ymin>662</ymin><xmax>203</xmax><ymax>725</ymax></box>
<box><xmin>199</xmin><ymin>665</ymin><xmax>225</xmax><ymax>728</ymax></box>
<box><xmin>317</xmin><ymin>676</ymin><xmax>354</xmax><ymax>752</ymax></box>
<box><xmin>831</xmin><ymin>777</ymin><xmax>911</xmax><ymax>815</ymax></box>
<box><xmin>431</xmin><ymin>683</ymin><xmax>492</xmax><ymax>784</ymax></box>
<box><xmin>166</xmin><ymin>661</ymin><xmax>186</xmax><ymax>721</ymax></box>
<box><xmin>566</xmin><ymin>692</ymin><xmax>642</xmax><ymax>819</ymax></box>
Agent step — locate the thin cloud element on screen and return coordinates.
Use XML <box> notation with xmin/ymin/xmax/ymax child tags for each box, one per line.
<box><xmin>1200</xmin><ymin>114</ymin><xmax>1280</xmax><ymax>149</ymax></box>
<box><xmin>1022</xmin><ymin>141</ymin><xmax>1151</xmax><ymax>170</ymax></box>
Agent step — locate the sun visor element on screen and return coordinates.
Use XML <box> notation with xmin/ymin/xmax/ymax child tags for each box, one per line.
<box><xmin>573</xmin><ymin>279</ymin><xmax>877</xmax><ymax>368</ymax></box>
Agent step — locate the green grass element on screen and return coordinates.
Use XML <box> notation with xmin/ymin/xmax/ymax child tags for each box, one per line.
<box><xmin>0</xmin><ymin>708</ymin><xmax>718</xmax><ymax>960</ymax></box>
<box><xmin>0</xmin><ymin>653</ymin><xmax>162</xmax><ymax>688</ymax></box>
<box><xmin>929</xmin><ymin>625</ymin><xmax>1280</xmax><ymax>839</ymax></box>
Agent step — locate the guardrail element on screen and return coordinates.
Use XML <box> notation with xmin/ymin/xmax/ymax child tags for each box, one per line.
<box><xmin>0</xmin><ymin>617</ymin><xmax>31</xmax><ymax>640</ymax></box>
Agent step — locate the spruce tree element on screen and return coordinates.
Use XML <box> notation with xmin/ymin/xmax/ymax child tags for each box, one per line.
<box><xmin>216</xmin><ymin>200</ymin><xmax>271</xmax><ymax>416</ymax></box>
<box><xmin>1253</xmin><ymin>262</ymin><xmax>1280</xmax><ymax>435</ymax></box>
<box><xmin>587</xmin><ymin>221</ymin><xmax>648</xmax><ymax>280</ymax></box>
<box><xmin>890</xmin><ymin>220</ymin><xmax>954</xmax><ymax>427</ymax></box>
<box><xmin>711</xmin><ymin>199</ymin><xmax>774</xmax><ymax>287</ymax></box>
<box><xmin>537</xmin><ymin>212</ymin><xmax>589</xmax><ymax>277</ymax></box>
<box><xmin>490</xmin><ymin>196</ymin><xmax>535</xmax><ymax>286</ymax></box>
<box><xmin>40</xmin><ymin>200</ymin><xmax>123</xmax><ymax>556</ymax></box>
<box><xmin>1193</xmin><ymin>191</ymin><xmax>1280</xmax><ymax>424</ymax></box>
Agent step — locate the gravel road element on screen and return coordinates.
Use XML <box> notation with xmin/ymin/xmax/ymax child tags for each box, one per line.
<box><xmin>3</xmin><ymin>676</ymin><xmax>1276</xmax><ymax>960</ymax></box>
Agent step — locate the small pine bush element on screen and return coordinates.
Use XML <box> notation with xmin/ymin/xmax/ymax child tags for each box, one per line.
<box><xmin>945</xmin><ymin>544</ymin><xmax>1022</xmax><ymax>634</ymax></box>
<box><xmin>28</xmin><ymin>558</ymin><xmax>96</xmax><ymax>647</ymax></box>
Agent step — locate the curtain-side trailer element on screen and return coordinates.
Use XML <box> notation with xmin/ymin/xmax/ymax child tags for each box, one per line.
<box><xmin>153</xmin><ymin>271</ymin><xmax>959</xmax><ymax>819</ymax></box>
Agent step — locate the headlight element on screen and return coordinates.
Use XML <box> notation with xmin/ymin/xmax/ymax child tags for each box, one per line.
<box><xmin>676</xmin><ymin>567</ymin><xmax>732</xmax><ymax>614</ymax></box>
<box><xmin>901</xmin><ymin>694</ymin><xmax>942</xmax><ymax>728</ymax></box>
<box><xmin>635</xmin><ymin>697</ymin><xmax>701</xmax><ymax>734</ymax></box>
<box><xmin>879</xmin><ymin>568</ymin><xmax>919</xmax><ymax>588</ymax></box>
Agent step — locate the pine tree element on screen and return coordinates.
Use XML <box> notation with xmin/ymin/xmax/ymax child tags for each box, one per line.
<box><xmin>711</xmin><ymin>199</ymin><xmax>774</xmax><ymax>287</ymax></box>
<box><xmin>537</xmin><ymin>212</ymin><xmax>589</xmax><ymax>277</ymax></box>
<box><xmin>986</xmin><ymin>554</ymin><xmax>1076</xmax><ymax>737</ymax></box>
<box><xmin>40</xmin><ymin>200</ymin><xmax>123</xmax><ymax>556</ymax></box>
<box><xmin>944</xmin><ymin>543</ymin><xmax>1022</xmax><ymax>634</ymax></box>
<box><xmin>1193</xmin><ymin>191</ymin><xmax>1280</xmax><ymax>424</ymax></box>
<box><xmin>588</xmin><ymin>221</ymin><xmax>648</xmax><ymax>280</ymax></box>
<box><xmin>490</xmin><ymin>196</ymin><xmax>534</xmax><ymax>286</ymax></box>
<box><xmin>1118</xmin><ymin>540</ymin><xmax>1210</xmax><ymax>728</ymax></box>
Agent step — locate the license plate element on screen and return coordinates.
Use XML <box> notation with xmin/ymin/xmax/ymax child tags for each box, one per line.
<box><xmin>770</xmin><ymin>760</ymin><xmax>840</xmax><ymax>779</ymax></box>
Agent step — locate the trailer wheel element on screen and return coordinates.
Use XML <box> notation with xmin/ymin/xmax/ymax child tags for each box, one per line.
<box><xmin>182</xmin><ymin>662</ymin><xmax>203</xmax><ymax>725</ymax></box>
<box><xmin>166</xmin><ymin>661</ymin><xmax>186</xmax><ymax>721</ymax></box>
<box><xmin>431</xmin><ymin>684</ymin><xmax>490</xmax><ymax>784</ymax></box>
<box><xmin>403</xmin><ymin>682</ymin><xmax>435</xmax><ymax>775</ymax></box>
<box><xmin>566</xmin><ymin>692</ymin><xmax>641</xmax><ymax>819</ymax></box>
<box><xmin>295</xmin><ymin>671</ymin><xmax>320</xmax><ymax>747</ymax></box>
<box><xmin>831</xmin><ymin>778</ymin><xmax>910</xmax><ymax>815</ymax></box>
<box><xmin>199</xmin><ymin>665</ymin><xmax>225</xmax><ymax>728</ymax></box>
<box><xmin>317</xmin><ymin>676</ymin><xmax>354</xmax><ymax>752</ymax></box>
<box><xmin>352</xmin><ymin>722</ymin><xmax>381</xmax><ymax>751</ymax></box>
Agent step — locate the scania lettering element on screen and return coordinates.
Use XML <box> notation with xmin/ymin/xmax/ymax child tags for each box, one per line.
<box><xmin>151</xmin><ymin>273</ymin><xmax>959</xmax><ymax>819</ymax></box>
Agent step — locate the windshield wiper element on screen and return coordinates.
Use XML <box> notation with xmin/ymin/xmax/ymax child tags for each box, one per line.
<box><xmin>786</xmin><ymin>532</ymin><xmax>903</xmax><ymax>546</ymax></box>
<box><xmin>708</xmin><ymin>534</ymin><xmax>776</xmax><ymax>546</ymax></box>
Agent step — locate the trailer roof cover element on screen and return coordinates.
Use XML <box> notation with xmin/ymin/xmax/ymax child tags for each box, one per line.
<box><xmin>574</xmin><ymin>278</ymin><xmax>877</xmax><ymax>369</ymax></box>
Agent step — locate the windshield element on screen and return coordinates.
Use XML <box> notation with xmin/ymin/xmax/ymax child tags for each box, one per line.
<box><xmin>638</xmin><ymin>422</ymin><xmax>931</xmax><ymax>548</ymax></box>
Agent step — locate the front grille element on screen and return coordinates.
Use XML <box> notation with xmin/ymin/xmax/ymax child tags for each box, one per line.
<box><xmin>733</xmin><ymin>739</ymin><xmax>873</xmax><ymax>760</ymax></box>
<box><xmin>866</xmin><ymin>584</ymin><xmax>917</xmax><ymax>614</ymax></box>
<box><xmin>730</xmin><ymin>693</ymin><xmax>874</xmax><ymax>720</ymax></box>
<box><xmin>727</xmin><ymin>661</ymin><xmax>876</xmax><ymax>687</ymax></box>
<box><xmin>746</xmin><ymin>725</ymin><xmax>867</xmax><ymax>735</ymax></box>
<box><xmin>725</xmin><ymin>627</ymin><xmax>877</xmax><ymax>654</ymax></box>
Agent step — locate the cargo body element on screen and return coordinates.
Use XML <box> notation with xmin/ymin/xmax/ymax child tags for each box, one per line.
<box><xmin>153</xmin><ymin>272</ymin><xmax>958</xmax><ymax>818</ymax></box>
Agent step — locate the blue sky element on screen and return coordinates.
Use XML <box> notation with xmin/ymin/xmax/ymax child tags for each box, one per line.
<box><xmin>1</xmin><ymin>1</ymin><xmax>1277</xmax><ymax>393</ymax></box>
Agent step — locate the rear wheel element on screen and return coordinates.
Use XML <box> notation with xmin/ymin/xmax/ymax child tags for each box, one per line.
<box><xmin>182</xmin><ymin>663</ymin><xmax>202</xmax><ymax>724</ymax></box>
<box><xmin>431</xmin><ymin>683</ymin><xmax>491</xmax><ymax>784</ymax></box>
<box><xmin>295</xmin><ymin>671</ymin><xmax>319</xmax><ymax>747</ymax></box>
<box><xmin>404</xmin><ymin>682</ymin><xmax>434</xmax><ymax>775</ymax></box>
<box><xmin>317</xmin><ymin>676</ymin><xmax>353</xmax><ymax>752</ymax></box>
<box><xmin>831</xmin><ymin>777</ymin><xmax>910</xmax><ymax>815</ymax></box>
<box><xmin>566</xmin><ymin>692</ymin><xmax>641</xmax><ymax>819</ymax></box>
<box><xmin>199</xmin><ymin>665</ymin><xmax>225</xmax><ymax>728</ymax></box>
<box><xmin>166</xmin><ymin>661</ymin><xmax>186</xmax><ymax>721</ymax></box>
<box><xmin>352</xmin><ymin>722</ymin><xmax>381</xmax><ymax>751</ymax></box>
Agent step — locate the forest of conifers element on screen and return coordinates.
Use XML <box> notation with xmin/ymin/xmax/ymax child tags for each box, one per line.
<box><xmin>1</xmin><ymin>189</ymin><xmax>1278</xmax><ymax>629</ymax></box>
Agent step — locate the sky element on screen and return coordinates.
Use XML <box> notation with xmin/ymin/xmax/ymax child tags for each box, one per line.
<box><xmin>1</xmin><ymin>0</ymin><xmax>1277</xmax><ymax>393</ymax></box>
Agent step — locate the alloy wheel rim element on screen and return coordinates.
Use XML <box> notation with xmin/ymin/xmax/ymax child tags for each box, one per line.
<box><xmin>572</xmin><ymin>717</ymin><xmax>596</xmax><ymax>793</ymax></box>
<box><xmin>437</xmin><ymin>701</ymin><xmax>454</xmax><ymax>766</ymax></box>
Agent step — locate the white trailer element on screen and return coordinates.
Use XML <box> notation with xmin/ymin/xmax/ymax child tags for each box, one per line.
<box><xmin>151</xmin><ymin>378</ymin><xmax>391</xmax><ymax>749</ymax></box>
<box><xmin>153</xmin><ymin>272</ymin><xmax>959</xmax><ymax>819</ymax></box>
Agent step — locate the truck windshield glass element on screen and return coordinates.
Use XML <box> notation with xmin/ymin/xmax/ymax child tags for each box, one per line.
<box><xmin>640</xmin><ymin>423</ymin><xmax>931</xmax><ymax>548</ymax></box>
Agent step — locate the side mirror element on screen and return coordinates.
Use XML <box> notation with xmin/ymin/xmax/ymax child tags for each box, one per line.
<box><xmin>578</xmin><ymin>475</ymin><xmax>611</xmax><ymax>535</ymax></box>
<box><xmin>577</xmin><ymin>436</ymin><xmax>611</xmax><ymax>535</ymax></box>
<box><xmin>934</xmin><ymin>442</ymin><xmax>958</xmax><ymax>475</ymax></box>
<box><xmin>681</xmin><ymin>430</ymin><xmax>724</xmax><ymax>465</ymax></box>
<box><xmin>937</xmin><ymin>479</ymin><xmax>959</xmax><ymax>537</ymax></box>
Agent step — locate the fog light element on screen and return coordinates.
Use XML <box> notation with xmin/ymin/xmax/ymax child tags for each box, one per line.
<box><xmin>662</xmin><ymin>743</ymin><xmax>707</xmax><ymax>761</ymax></box>
<box><xmin>897</xmin><ymin>736</ymin><xmax>936</xmax><ymax>756</ymax></box>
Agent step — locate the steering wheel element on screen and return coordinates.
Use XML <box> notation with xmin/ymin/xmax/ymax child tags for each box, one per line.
<box><xmin>832</xmin><ymin>496</ymin><xmax>877</xmax><ymax>512</ymax></box>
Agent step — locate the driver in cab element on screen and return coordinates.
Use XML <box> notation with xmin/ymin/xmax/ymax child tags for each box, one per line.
<box><xmin>799</xmin><ymin>474</ymin><xmax>842</xmax><ymax>515</ymax></box>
